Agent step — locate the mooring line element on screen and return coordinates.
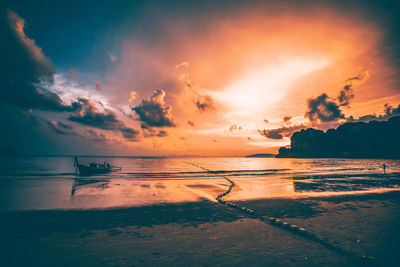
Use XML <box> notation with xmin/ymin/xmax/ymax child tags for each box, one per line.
<box><xmin>186</xmin><ymin>162</ymin><xmax>375</xmax><ymax>265</ymax></box>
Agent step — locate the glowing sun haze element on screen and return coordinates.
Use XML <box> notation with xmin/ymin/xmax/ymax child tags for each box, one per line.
<box><xmin>1</xmin><ymin>0</ymin><xmax>399</xmax><ymax>156</ymax></box>
<box><xmin>105</xmin><ymin>7</ymin><xmax>395</xmax><ymax>155</ymax></box>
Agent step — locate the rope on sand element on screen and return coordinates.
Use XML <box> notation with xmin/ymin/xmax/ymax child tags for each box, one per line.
<box><xmin>186</xmin><ymin>162</ymin><xmax>375</xmax><ymax>265</ymax></box>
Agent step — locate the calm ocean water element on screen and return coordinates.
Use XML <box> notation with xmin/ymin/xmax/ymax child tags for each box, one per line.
<box><xmin>0</xmin><ymin>156</ymin><xmax>399</xmax><ymax>210</ymax></box>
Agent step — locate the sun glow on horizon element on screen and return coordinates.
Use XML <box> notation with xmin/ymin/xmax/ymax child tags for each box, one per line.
<box><xmin>213</xmin><ymin>58</ymin><xmax>331</xmax><ymax>116</ymax></box>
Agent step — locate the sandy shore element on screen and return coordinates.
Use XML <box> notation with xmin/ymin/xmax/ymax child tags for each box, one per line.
<box><xmin>1</xmin><ymin>191</ymin><xmax>400</xmax><ymax>266</ymax></box>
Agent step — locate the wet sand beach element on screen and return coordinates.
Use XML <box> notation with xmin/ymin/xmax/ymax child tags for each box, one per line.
<box><xmin>1</xmin><ymin>191</ymin><xmax>400</xmax><ymax>266</ymax></box>
<box><xmin>1</xmin><ymin>157</ymin><xmax>400</xmax><ymax>266</ymax></box>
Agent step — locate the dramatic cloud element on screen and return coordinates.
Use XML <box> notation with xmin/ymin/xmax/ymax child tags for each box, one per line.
<box><xmin>258</xmin><ymin>125</ymin><xmax>307</xmax><ymax>139</ymax></box>
<box><xmin>305</xmin><ymin>93</ymin><xmax>344</xmax><ymax>122</ymax></box>
<box><xmin>70</xmin><ymin>98</ymin><xmax>122</xmax><ymax>129</ymax></box>
<box><xmin>338</xmin><ymin>72</ymin><xmax>369</xmax><ymax>107</ymax></box>
<box><xmin>156</xmin><ymin>130</ymin><xmax>168</xmax><ymax>137</ymax></box>
<box><xmin>195</xmin><ymin>95</ymin><xmax>214</xmax><ymax>112</ymax></box>
<box><xmin>119</xmin><ymin>127</ymin><xmax>140</xmax><ymax>140</ymax></box>
<box><xmin>132</xmin><ymin>89</ymin><xmax>176</xmax><ymax>127</ymax></box>
<box><xmin>47</xmin><ymin>120</ymin><xmax>76</xmax><ymax>135</ymax></box>
<box><xmin>306</xmin><ymin>72</ymin><xmax>370</xmax><ymax>123</ymax></box>
<box><xmin>69</xmin><ymin>98</ymin><xmax>139</xmax><ymax>140</ymax></box>
<box><xmin>337</xmin><ymin>84</ymin><xmax>354</xmax><ymax>107</ymax></box>
<box><xmin>0</xmin><ymin>10</ymin><xmax>70</xmax><ymax>111</ymax></box>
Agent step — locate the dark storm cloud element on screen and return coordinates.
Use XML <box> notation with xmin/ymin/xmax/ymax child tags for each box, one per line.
<box><xmin>195</xmin><ymin>95</ymin><xmax>214</xmax><ymax>112</ymax></box>
<box><xmin>0</xmin><ymin>9</ymin><xmax>70</xmax><ymax>112</ymax></box>
<box><xmin>305</xmin><ymin>93</ymin><xmax>344</xmax><ymax>122</ymax></box>
<box><xmin>69</xmin><ymin>98</ymin><xmax>122</xmax><ymax>129</ymax></box>
<box><xmin>306</xmin><ymin>74</ymin><xmax>366</xmax><ymax>123</ymax></box>
<box><xmin>156</xmin><ymin>130</ymin><xmax>168</xmax><ymax>137</ymax></box>
<box><xmin>337</xmin><ymin>84</ymin><xmax>355</xmax><ymax>107</ymax></box>
<box><xmin>69</xmin><ymin>98</ymin><xmax>139</xmax><ymax>140</ymax></box>
<box><xmin>338</xmin><ymin>72</ymin><xmax>370</xmax><ymax>108</ymax></box>
<box><xmin>0</xmin><ymin>7</ymin><xmax>138</xmax><ymax>147</ymax></box>
<box><xmin>132</xmin><ymin>89</ymin><xmax>176</xmax><ymax>127</ymax></box>
<box><xmin>258</xmin><ymin>128</ymin><xmax>283</xmax><ymax>139</ymax></box>
<box><xmin>119</xmin><ymin>127</ymin><xmax>140</xmax><ymax>141</ymax></box>
<box><xmin>258</xmin><ymin>125</ymin><xmax>307</xmax><ymax>140</ymax></box>
<box><xmin>2</xmin><ymin>8</ymin><xmax>140</xmax><ymax>144</ymax></box>
<box><xmin>47</xmin><ymin>120</ymin><xmax>77</xmax><ymax>135</ymax></box>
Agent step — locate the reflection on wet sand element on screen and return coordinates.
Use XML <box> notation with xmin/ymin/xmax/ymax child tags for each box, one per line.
<box><xmin>68</xmin><ymin>172</ymin><xmax>400</xmax><ymax>210</ymax></box>
<box><xmin>69</xmin><ymin>177</ymin><xmax>229</xmax><ymax>209</ymax></box>
<box><xmin>71</xmin><ymin>179</ymin><xmax>109</xmax><ymax>196</ymax></box>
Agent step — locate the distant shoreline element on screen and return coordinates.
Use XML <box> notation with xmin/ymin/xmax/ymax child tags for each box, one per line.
<box><xmin>245</xmin><ymin>153</ymin><xmax>276</xmax><ymax>158</ymax></box>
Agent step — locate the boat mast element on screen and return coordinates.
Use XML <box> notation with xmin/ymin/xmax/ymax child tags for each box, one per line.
<box><xmin>74</xmin><ymin>156</ymin><xmax>79</xmax><ymax>175</ymax></box>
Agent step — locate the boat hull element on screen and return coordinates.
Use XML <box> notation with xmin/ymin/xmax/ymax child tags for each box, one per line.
<box><xmin>77</xmin><ymin>164</ymin><xmax>111</xmax><ymax>176</ymax></box>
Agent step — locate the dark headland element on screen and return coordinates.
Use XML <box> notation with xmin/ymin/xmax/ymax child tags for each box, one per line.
<box><xmin>277</xmin><ymin>116</ymin><xmax>400</xmax><ymax>158</ymax></box>
<box><xmin>245</xmin><ymin>153</ymin><xmax>276</xmax><ymax>158</ymax></box>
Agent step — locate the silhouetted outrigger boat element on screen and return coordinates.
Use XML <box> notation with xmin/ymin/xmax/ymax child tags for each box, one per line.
<box><xmin>74</xmin><ymin>156</ymin><xmax>121</xmax><ymax>176</ymax></box>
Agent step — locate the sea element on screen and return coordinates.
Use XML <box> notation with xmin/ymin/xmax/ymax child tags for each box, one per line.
<box><xmin>0</xmin><ymin>156</ymin><xmax>399</xmax><ymax>211</ymax></box>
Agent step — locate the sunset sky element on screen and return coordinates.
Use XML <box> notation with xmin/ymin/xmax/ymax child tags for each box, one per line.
<box><xmin>1</xmin><ymin>0</ymin><xmax>400</xmax><ymax>156</ymax></box>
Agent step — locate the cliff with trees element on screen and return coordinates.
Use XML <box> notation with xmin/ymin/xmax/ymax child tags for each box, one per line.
<box><xmin>277</xmin><ymin>116</ymin><xmax>400</xmax><ymax>158</ymax></box>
